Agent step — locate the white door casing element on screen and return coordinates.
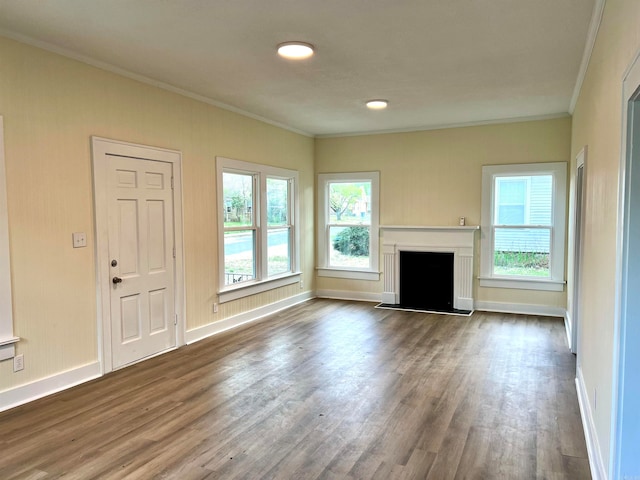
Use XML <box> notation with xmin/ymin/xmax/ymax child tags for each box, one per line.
<box><xmin>92</xmin><ymin>137</ymin><xmax>185</xmax><ymax>373</ymax></box>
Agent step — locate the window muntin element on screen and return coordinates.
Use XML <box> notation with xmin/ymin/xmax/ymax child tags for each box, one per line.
<box><xmin>480</xmin><ymin>163</ymin><xmax>566</xmax><ymax>291</ymax></box>
<box><xmin>217</xmin><ymin>157</ymin><xmax>299</xmax><ymax>301</ymax></box>
<box><xmin>317</xmin><ymin>172</ymin><xmax>379</xmax><ymax>280</ymax></box>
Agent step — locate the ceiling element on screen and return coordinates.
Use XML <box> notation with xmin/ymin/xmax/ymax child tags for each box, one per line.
<box><xmin>0</xmin><ymin>0</ymin><xmax>596</xmax><ymax>137</ymax></box>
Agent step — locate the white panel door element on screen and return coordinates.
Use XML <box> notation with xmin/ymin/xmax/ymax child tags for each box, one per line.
<box><xmin>107</xmin><ymin>155</ymin><xmax>175</xmax><ymax>369</ymax></box>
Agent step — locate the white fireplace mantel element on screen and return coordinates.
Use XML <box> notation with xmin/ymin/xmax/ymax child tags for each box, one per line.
<box><xmin>380</xmin><ymin>225</ymin><xmax>479</xmax><ymax>310</ymax></box>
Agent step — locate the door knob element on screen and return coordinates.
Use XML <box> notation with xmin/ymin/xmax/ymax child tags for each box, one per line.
<box><xmin>112</xmin><ymin>276</ymin><xmax>123</xmax><ymax>284</ymax></box>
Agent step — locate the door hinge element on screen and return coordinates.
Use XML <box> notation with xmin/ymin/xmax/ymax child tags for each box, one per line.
<box><xmin>174</xmin><ymin>314</ymin><xmax>178</xmax><ymax>326</ymax></box>
<box><xmin>173</xmin><ymin>246</ymin><xmax>176</xmax><ymax>258</ymax></box>
<box><xmin>171</xmin><ymin>176</ymin><xmax>174</xmax><ymax>189</ymax></box>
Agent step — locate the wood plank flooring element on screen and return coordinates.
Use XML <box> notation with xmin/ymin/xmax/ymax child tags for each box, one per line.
<box><xmin>0</xmin><ymin>299</ymin><xmax>591</xmax><ymax>479</ymax></box>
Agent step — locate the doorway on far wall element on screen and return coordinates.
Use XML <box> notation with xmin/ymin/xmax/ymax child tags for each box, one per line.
<box><xmin>571</xmin><ymin>148</ymin><xmax>586</xmax><ymax>355</ymax></box>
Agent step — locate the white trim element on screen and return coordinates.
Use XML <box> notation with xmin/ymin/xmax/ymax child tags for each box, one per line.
<box><xmin>611</xmin><ymin>46</ymin><xmax>640</xmax><ymax>480</ymax></box>
<box><xmin>316</xmin><ymin>268</ymin><xmax>380</xmax><ymax>281</ymax></box>
<box><xmin>0</xmin><ymin>362</ymin><xmax>101</xmax><ymax>413</ymax></box>
<box><xmin>0</xmin><ymin>115</ymin><xmax>16</xmax><ymax>354</ymax></box>
<box><xmin>381</xmin><ymin>226</ymin><xmax>477</xmax><ymax>310</ymax></box>
<box><xmin>316</xmin><ymin>113</ymin><xmax>571</xmax><ymax>139</ymax></box>
<box><xmin>317</xmin><ymin>171</ymin><xmax>380</xmax><ymax>280</ymax></box>
<box><xmin>569</xmin><ymin>0</ymin><xmax>607</xmax><ymax>114</ymax></box>
<box><xmin>91</xmin><ymin>137</ymin><xmax>186</xmax><ymax>374</ymax></box>
<box><xmin>474</xmin><ymin>301</ymin><xmax>565</xmax><ymax>318</ymax></box>
<box><xmin>218</xmin><ymin>273</ymin><xmax>301</xmax><ymax>303</ymax></box>
<box><xmin>480</xmin><ymin>162</ymin><xmax>567</xmax><ymax>291</ymax></box>
<box><xmin>185</xmin><ymin>291</ymin><xmax>313</xmax><ymax>344</ymax></box>
<box><xmin>567</xmin><ymin>147</ymin><xmax>587</xmax><ymax>355</ymax></box>
<box><xmin>576</xmin><ymin>365</ymin><xmax>607</xmax><ymax>480</ymax></box>
<box><xmin>216</xmin><ymin>156</ymin><xmax>300</xmax><ymax>303</ymax></box>
<box><xmin>478</xmin><ymin>276</ymin><xmax>565</xmax><ymax>291</ymax></box>
<box><xmin>0</xmin><ymin>336</ymin><xmax>19</xmax><ymax>362</ymax></box>
<box><xmin>380</xmin><ymin>225</ymin><xmax>479</xmax><ymax>233</ymax></box>
<box><xmin>564</xmin><ymin>311</ymin><xmax>573</xmax><ymax>351</ymax></box>
<box><xmin>0</xmin><ymin>28</ymin><xmax>312</xmax><ymax>138</ymax></box>
<box><xmin>315</xmin><ymin>289</ymin><xmax>381</xmax><ymax>303</ymax></box>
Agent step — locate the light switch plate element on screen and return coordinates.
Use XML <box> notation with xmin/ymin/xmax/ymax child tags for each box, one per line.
<box><xmin>72</xmin><ymin>232</ymin><xmax>87</xmax><ymax>248</ymax></box>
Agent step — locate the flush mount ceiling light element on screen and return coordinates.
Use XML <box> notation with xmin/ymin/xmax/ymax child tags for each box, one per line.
<box><xmin>277</xmin><ymin>41</ymin><xmax>315</xmax><ymax>59</ymax></box>
<box><xmin>366</xmin><ymin>99</ymin><xmax>389</xmax><ymax>110</ymax></box>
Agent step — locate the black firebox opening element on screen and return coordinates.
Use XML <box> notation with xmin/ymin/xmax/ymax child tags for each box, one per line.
<box><xmin>399</xmin><ymin>251</ymin><xmax>454</xmax><ymax>312</ymax></box>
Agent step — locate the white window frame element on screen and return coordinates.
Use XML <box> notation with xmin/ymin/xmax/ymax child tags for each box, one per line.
<box><xmin>480</xmin><ymin>162</ymin><xmax>567</xmax><ymax>291</ymax></box>
<box><xmin>216</xmin><ymin>157</ymin><xmax>300</xmax><ymax>303</ymax></box>
<box><xmin>317</xmin><ymin>171</ymin><xmax>380</xmax><ymax>281</ymax></box>
<box><xmin>0</xmin><ymin>116</ymin><xmax>19</xmax><ymax>361</ymax></box>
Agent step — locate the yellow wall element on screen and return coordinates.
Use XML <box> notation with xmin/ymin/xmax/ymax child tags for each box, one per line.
<box><xmin>315</xmin><ymin>118</ymin><xmax>571</xmax><ymax>309</ymax></box>
<box><xmin>0</xmin><ymin>36</ymin><xmax>315</xmax><ymax>392</ymax></box>
<box><xmin>571</xmin><ymin>0</ymin><xmax>640</xmax><ymax>469</ymax></box>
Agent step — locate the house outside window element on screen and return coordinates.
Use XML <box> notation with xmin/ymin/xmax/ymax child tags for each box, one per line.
<box><xmin>480</xmin><ymin>162</ymin><xmax>566</xmax><ymax>291</ymax></box>
<box><xmin>317</xmin><ymin>172</ymin><xmax>380</xmax><ymax>281</ymax></box>
<box><xmin>217</xmin><ymin>157</ymin><xmax>300</xmax><ymax>302</ymax></box>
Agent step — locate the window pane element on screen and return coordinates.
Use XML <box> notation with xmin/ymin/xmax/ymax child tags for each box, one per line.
<box><xmin>493</xmin><ymin>227</ymin><xmax>550</xmax><ymax>277</ymax></box>
<box><xmin>329</xmin><ymin>226</ymin><xmax>370</xmax><ymax>268</ymax></box>
<box><xmin>268</xmin><ymin>227</ymin><xmax>290</xmax><ymax>276</ymax></box>
<box><xmin>223</xmin><ymin>172</ymin><xmax>253</xmax><ymax>228</ymax></box>
<box><xmin>495</xmin><ymin>175</ymin><xmax>553</xmax><ymax>226</ymax></box>
<box><xmin>495</xmin><ymin>178</ymin><xmax>526</xmax><ymax>224</ymax></box>
<box><xmin>329</xmin><ymin>181</ymin><xmax>371</xmax><ymax>225</ymax></box>
<box><xmin>498</xmin><ymin>205</ymin><xmax>525</xmax><ymax>224</ymax></box>
<box><xmin>529</xmin><ymin>175</ymin><xmax>552</xmax><ymax>225</ymax></box>
<box><xmin>267</xmin><ymin>178</ymin><xmax>289</xmax><ymax>226</ymax></box>
<box><xmin>223</xmin><ymin>230</ymin><xmax>255</xmax><ymax>285</ymax></box>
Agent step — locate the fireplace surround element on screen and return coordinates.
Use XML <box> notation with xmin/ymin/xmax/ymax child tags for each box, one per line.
<box><xmin>381</xmin><ymin>226</ymin><xmax>479</xmax><ymax>312</ymax></box>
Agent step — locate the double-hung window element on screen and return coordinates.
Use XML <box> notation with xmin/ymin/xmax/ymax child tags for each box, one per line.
<box><xmin>217</xmin><ymin>157</ymin><xmax>299</xmax><ymax>302</ymax></box>
<box><xmin>317</xmin><ymin>172</ymin><xmax>380</xmax><ymax>280</ymax></box>
<box><xmin>480</xmin><ymin>162</ymin><xmax>566</xmax><ymax>291</ymax></box>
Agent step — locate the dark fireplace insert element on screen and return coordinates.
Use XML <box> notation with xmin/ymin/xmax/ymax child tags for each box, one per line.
<box><xmin>399</xmin><ymin>250</ymin><xmax>454</xmax><ymax>312</ymax></box>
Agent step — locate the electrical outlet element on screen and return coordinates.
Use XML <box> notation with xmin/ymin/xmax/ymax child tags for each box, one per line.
<box><xmin>300</xmin><ymin>280</ymin><xmax>304</xmax><ymax>290</ymax></box>
<box><xmin>72</xmin><ymin>232</ymin><xmax>87</xmax><ymax>248</ymax></box>
<box><xmin>213</xmin><ymin>303</ymin><xmax>218</xmax><ymax>313</ymax></box>
<box><xmin>13</xmin><ymin>354</ymin><xmax>24</xmax><ymax>372</ymax></box>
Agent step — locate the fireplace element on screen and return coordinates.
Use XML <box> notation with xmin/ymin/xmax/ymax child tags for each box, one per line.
<box><xmin>381</xmin><ymin>226</ymin><xmax>478</xmax><ymax>312</ymax></box>
<box><xmin>400</xmin><ymin>251</ymin><xmax>454</xmax><ymax>311</ymax></box>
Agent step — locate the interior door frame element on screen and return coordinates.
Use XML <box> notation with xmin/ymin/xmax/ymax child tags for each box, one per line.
<box><xmin>612</xmin><ymin>48</ymin><xmax>640</xmax><ymax>479</ymax></box>
<box><xmin>569</xmin><ymin>147</ymin><xmax>586</xmax><ymax>355</ymax></box>
<box><xmin>91</xmin><ymin>137</ymin><xmax>185</xmax><ymax>374</ymax></box>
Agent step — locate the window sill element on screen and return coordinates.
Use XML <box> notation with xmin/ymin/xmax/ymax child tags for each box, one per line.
<box><xmin>218</xmin><ymin>272</ymin><xmax>301</xmax><ymax>303</ymax></box>
<box><xmin>317</xmin><ymin>267</ymin><xmax>380</xmax><ymax>281</ymax></box>
<box><xmin>479</xmin><ymin>276</ymin><xmax>565</xmax><ymax>292</ymax></box>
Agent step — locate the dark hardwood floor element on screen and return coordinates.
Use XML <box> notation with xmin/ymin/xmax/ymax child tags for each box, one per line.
<box><xmin>0</xmin><ymin>299</ymin><xmax>591</xmax><ymax>479</ymax></box>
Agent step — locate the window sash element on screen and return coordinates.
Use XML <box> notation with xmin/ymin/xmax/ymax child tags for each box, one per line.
<box><xmin>217</xmin><ymin>157</ymin><xmax>300</xmax><ymax>301</ymax></box>
<box><xmin>479</xmin><ymin>162</ymin><xmax>566</xmax><ymax>291</ymax></box>
<box><xmin>317</xmin><ymin>172</ymin><xmax>379</xmax><ymax>280</ymax></box>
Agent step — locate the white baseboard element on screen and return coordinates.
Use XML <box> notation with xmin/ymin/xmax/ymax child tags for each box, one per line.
<box><xmin>576</xmin><ymin>365</ymin><xmax>607</xmax><ymax>480</ymax></box>
<box><xmin>185</xmin><ymin>291</ymin><xmax>314</xmax><ymax>344</ymax></box>
<box><xmin>315</xmin><ymin>289</ymin><xmax>381</xmax><ymax>303</ymax></box>
<box><xmin>0</xmin><ymin>361</ymin><xmax>101</xmax><ymax>413</ymax></box>
<box><xmin>474</xmin><ymin>300</ymin><xmax>565</xmax><ymax>318</ymax></box>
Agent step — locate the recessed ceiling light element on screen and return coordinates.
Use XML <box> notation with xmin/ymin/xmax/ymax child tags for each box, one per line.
<box><xmin>366</xmin><ymin>99</ymin><xmax>389</xmax><ymax>110</ymax></box>
<box><xmin>277</xmin><ymin>42</ymin><xmax>315</xmax><ymax>59</ymax></box>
